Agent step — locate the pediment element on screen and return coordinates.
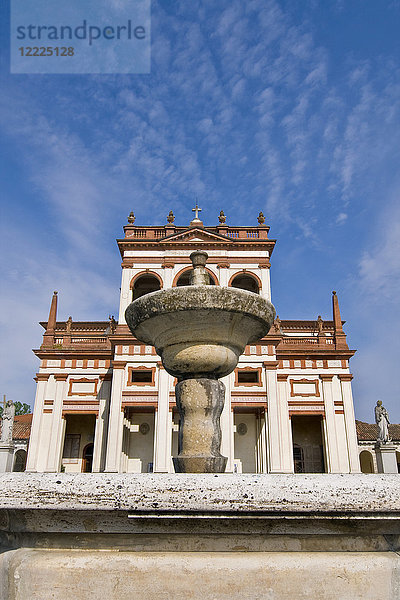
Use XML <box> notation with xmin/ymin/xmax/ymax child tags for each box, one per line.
<box><xmin>161</xmin><ymin>227</ymin><xmax>233</xmax><ymax>244</ymax></box>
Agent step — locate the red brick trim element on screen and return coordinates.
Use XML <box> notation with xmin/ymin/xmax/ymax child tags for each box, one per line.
<box><xmin>129</xmin><ymin>270</ymin><xmax>164</xmax><ymax>289</ymax></box>
<box><xmin>112</xmin><ymin>361</ymin><xmax>127</xmax><ymax>369</ymax></box>
<box><xmin>263</xmin><ymin>361</ymin><xmax>279</xmax><ymax>369</ymax></box>
<box><xmin>35</xmin><ymin>373</ymin><xmax>50</xmax><ymax>382</ymax></box>
<box><xmin>290</xmin><ymin>378</ymin><xmax>320</xmax><ymax>397</ymax></box>
<box><xmin>277</xmin><ymin>374</ymin><xmax>289</xmax><ymax>382</ymax></box>
<box><xmin>320</xmin><ymin>374</ymin><xmax>334</xmax><ymax>382</ymax></box>
<box><xmin>338</xmin><ymin>374</ymin><xmax>353</xmax><ymax>382</ymax></box>
<box><xmin>228</xmin><ymin>271</ymin><xmax>262</xmax><ymax>290</ymax></box>
<box><xmin>54</xmin><ymin>373</ymin><xmax>68</xmax><ymax>381</ymax></box>
<box><xmin>127</xmin><ymin>366</ymin><xmax>156</xmax><ymax>386</ymax></box>
<box><xmin>234</xmin><ymin>366</ymin><xmax>262</xmax><ymax>386</ymax></box>
<box><xmin>68</xmin><ymin>378</ymin><xmax>98</xmax><ymax>396</ymax></box>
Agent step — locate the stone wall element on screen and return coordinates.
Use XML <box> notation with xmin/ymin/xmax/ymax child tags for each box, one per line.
<box><xmin>0</xmin><ymin>473</ymin><xmax>399</xmax><ymax>599</ymax></box>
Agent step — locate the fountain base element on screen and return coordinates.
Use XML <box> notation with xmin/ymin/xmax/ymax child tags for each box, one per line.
<box><xmin>173</xmin><ymin>456</ymin><xmax>227</xmax><ymax>473</ymax></box>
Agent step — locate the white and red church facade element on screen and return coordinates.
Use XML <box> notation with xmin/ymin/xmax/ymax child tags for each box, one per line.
<box><xmin>26</xmin><ymin>211</ymin><xmax>361</xmax><ymax>474</ymax></box>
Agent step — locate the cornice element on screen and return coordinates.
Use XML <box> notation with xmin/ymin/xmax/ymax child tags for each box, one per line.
<box><xmin>33</xmin><ymin>348</ymin><xmax>113</xmax><ymax>359</ymax></box>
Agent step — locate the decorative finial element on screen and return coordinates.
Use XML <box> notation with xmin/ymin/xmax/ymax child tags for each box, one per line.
<box><xmin>127</xmin><ymin>211</ymin><xmax>135</xmax><ymax>224</ymax></box>
<box><xmin>167</xmin><ymin>210</ymin><xmax>175</xmax><ymax>224</ymax></box>
<box><xmin>192</xmin><ymin>203</ymin><xmax>202</xmax><ymax>220</ymax></box>
<box><xmin>218</xmin><ymin>210</ymin><xmax>226</xmax><ymax>224</ymax></box>
<box><xmin>257</xmin><ymin>211</ymin><xmax>265</xmax><ymax>225</ymax></box>
<box><xmin>54</xmin><ymin>291</ymin><xmax>58</xmax><ymax>296</ymax></box>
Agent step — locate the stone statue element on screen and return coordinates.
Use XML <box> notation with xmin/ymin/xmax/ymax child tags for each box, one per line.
<box><xmin>317</xmin><ymin>315</ymin><xmax>324</xmax><ymax>334</ymax></box>
<box><xmin>108</xmin><ymin>315</ymin><xmax>117</xmax><ymax>334</ymax></box>
<box><xmin>272</xmin><ymin>315</ymin><xmax>282</xmax><ymax>334</ymax></box>
<box><xmin>375</xmin><ymin>400</ymin><xmax>390</xmax><ymax>443</ymax></box>
<box><xmin>1</xmin><ymin>400</ymin><xmax>15</xmax><ymax>443</ymax></box>
<box><xmin>66</xmin><ymin>316</ymin><xmax>73</xmax><ymax>333</ymax></box>
<box><xmin>218</xmin><ymin>211</ymin><xmax>226</xmax><ymax>224</ymax></box>
<box><xmin>167</xmin><ymin>210</ymin><xmax>175</xmax><ymax>224</ymax></box>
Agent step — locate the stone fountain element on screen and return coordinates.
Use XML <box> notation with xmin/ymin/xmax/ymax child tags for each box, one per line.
<box><xmin>125</xmin><ymin>250</ymin><xmax>275</xmax><ymax>472</ymax></box>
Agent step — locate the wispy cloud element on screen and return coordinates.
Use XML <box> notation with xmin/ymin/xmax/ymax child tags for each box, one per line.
<box><xmin>1</xmin><ymin>0</ymin><xmax>400</xmax><ymax>420</ymax></box>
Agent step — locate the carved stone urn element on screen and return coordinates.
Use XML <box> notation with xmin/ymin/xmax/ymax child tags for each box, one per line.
<box><xmin>125</xmin><ymin>251</ymin><xmax>275</xmax><ymax>473</ymax></box>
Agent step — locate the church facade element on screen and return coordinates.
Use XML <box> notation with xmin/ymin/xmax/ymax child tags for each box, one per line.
<box><xmin>26</xmin><ymin>211</ymin><xmax>361</xmax><ymax>474</ymax></box>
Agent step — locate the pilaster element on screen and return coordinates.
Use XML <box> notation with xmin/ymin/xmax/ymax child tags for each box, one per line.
<box><xmin>105</xmin><ymin>363</ymin><xmax>126</xmax><ymax>472</ymax></box>
<box><xmin>258</xmin><ymin>265</ymin><xmax>271</xmax><ymax>301</ymax></box>
<box><xmin>216</xmin><ymin>264</ymin><xmax>230</xmax><ymax>287</ymax></box>
<box><xmin>92</xmin><ymin>376</ymin><xmax>112</xmax><ymax>473</ymax></box>
<box><xmin>266</xmin><ymin>364</ymin><xmax>292</xmax><ymax>473</ymax></box>
<box><xmin>277</xmin><ymin>374</ymin><xmax>294</xmax><ymax>473</ymax></box>
<box><xmin>153</xmin><ymin>366</ymin><xmax>172</xmax><ymax>473</ymax></box>
<box><xmin>321</xmin><ymin>374</ymin><xmax>341</xmax><ymax>473</ymax></box>
<box><xmin>25</xmin><ymin>374</ymin><xmax>49</xmax><ymax>472</ymax></box>
<box><xmin>118</xmin><ymin>268</ymin><xmax>132</xmax><ymax>325</ymax></box>
<box><xmin>46</xmin><ymin>374</ymin><xmax>68</xmax><ymax>472</ymax></box>
<box><xmin>338</xmin><ymin>374</ymin><xmax>361</xmax><ymax>473</ymax></box>
<box><xmin>162</xmin><ymin>266</ymin><xmax>174</xmax><ymax>289</ymax></box>
<box><xmin>220</xmin><ymin>373</ymin><xmax>234</xmax><ymax>472</ymax></box>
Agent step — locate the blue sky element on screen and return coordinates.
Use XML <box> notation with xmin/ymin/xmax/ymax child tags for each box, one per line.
<box><xmin>1</xmin><ymin>0</ymin><xmax>399</xmax><ymax>422</ymax></box>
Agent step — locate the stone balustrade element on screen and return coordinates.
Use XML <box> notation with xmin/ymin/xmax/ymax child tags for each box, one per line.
<box><xmin>0</xmin><ymin>473</ymin><xmax>399</xmax><ymax>599</ymax></box>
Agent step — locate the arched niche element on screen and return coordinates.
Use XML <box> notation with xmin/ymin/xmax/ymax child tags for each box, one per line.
<box><xmin>359</xmin><ymin>450</ymin><xmax>374</xmax><ymax>474</ymax></box>
<box><xmin>130</xmin><ymin>272</ymin><xmax>163</xmax><ymax>300</ymax></box>
<box><xmin>13</xmin><ymin>449</ymin><xmax>27</xmax><ymax>472</ymax></box>
<box><xmin>229</xmin><ymin>272</ymin><xmax>261</xmax><ymax>294</ymax></box>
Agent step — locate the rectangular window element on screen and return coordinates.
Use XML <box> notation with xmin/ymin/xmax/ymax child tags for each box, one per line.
<box><xmin>130</xmin><ymin>369</ymin><xmax>153</xmax><ymax>384</ymax></box>
<box><xmin>62</xmin><ymin>434</ymin><xmax>80</xmax><ymax>459</ymax></box>
<box><xmin>237</xmin><ymin>369</ymin><xmax>260</xmax><ymax>384</ymax></box>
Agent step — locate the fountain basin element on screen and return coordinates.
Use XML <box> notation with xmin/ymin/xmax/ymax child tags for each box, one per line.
<box><xmin>125</xmin><ymin>285</ymin><xmax>275</xmax><ymax>378</ymax></box>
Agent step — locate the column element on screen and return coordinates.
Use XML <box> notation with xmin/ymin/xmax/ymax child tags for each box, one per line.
<box><xmin>25</xmin><ymin>374</ymin><xmax>49</xmax><ymax>472</ymax></box>
<box><xmin>266</xmin><ymin>364</ymin><xmax>292</xmax><ymax>473</ymax></box>
<box><xmin>153</xmin><ymin>366</ymin><xmax>172</xmax><ymax>472</ymax></box>
<box><xmin>92</xmin><ymin>376</ymin><xmax>112</xmax><ymax>473</ymax></box>
<box><xmin>46</xmin><ymin>374</ymin><xmax>68</xmax><ymax>472</ymax></box>
<box><xmin>220</xmin><ymin>373</ymin><xmax>234</xmax><ymax>472</ymax></box>
<box><xmin>321</xmin><ymin>374</ymin><xmax>341</xmax><ymax>473</ymax></box>
<box><xmin>105</xmin><ymin>362</ymin><xmax>126</xmax><ymax>472</ymax></box>
<box><xmin>339</xmin><ymin>374</ymin><xmax>361</xmax><ymax>473</ymax></box>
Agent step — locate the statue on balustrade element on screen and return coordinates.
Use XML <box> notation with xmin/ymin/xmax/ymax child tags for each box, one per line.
<box><xmin>1</xmin><ymin>399</ymin><xmax>15</xmax><ymax>444</ymax></box>
<box><xmin>375</xmin><ymin>400</ymin><xmax>391</xmax><ymax>444</ymax></box>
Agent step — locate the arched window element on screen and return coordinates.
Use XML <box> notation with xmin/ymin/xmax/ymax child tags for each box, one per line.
<box><xmin>230</xmin><ymin>273</ymin><xmax>260</xmax><ymax>294</ymax></box>
<box><xmin>132</xmin><ymin>274</ymin><xmax>162</xmax><ymax>300</ymax></box>
<box><xmin>13</xmin><ymin>449</ymin><xmax>27</xmax><ymax>472</ymax></box>
<box><xmin>359</xmin><ymin>450</ymin><xmax>374</xmax><ymax>473</ymax></box>
<box><xmin>175</xmin><ymin>269</ymin><xmax>217</xmax><ymax>287</ymax></box>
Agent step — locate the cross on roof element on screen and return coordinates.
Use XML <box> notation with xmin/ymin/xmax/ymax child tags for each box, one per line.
<box><xmin>192</xmin><ymin>203</ymin><xmax>202</xmax><ymax>219</ymax></box>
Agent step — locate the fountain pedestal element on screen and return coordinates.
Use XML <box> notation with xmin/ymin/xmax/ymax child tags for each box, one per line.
<box><xmin>173</xmin><ymin>378</ymin><xmax>226</xmax><ymax>473</ymax></box>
